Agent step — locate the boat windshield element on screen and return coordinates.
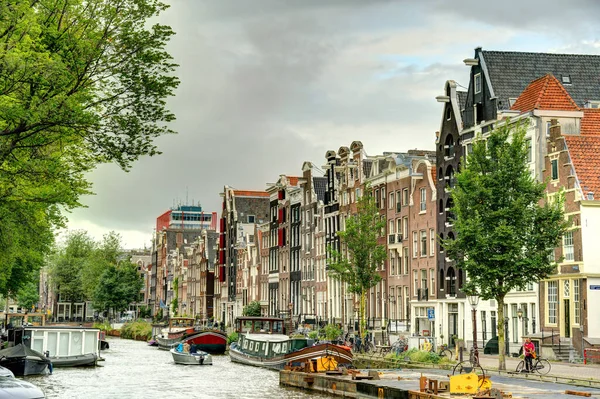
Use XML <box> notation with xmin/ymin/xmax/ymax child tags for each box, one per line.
<box><xmin>237</xmin><ymin>318</ymin><xmax>284</xmax><ymax>334</ymax></box>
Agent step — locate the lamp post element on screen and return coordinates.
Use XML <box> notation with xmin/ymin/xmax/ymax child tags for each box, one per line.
<box><xmin>467</xmin><ymin>295</ymin><xmax>480</xmax><ymax>366</ymax></box>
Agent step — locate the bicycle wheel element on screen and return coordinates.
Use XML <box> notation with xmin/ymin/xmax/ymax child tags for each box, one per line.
<box><xmin>535</xmin><ymin>359</ymin><xmax>551</xmax><ymax>375</ymax></box>
<box><xmin>440</xmin><ymin>349</ymin><xmax>453</xmax><ymax>360</ymax></box>
<box><xmin>453</xmin><ymin>361</ymin><xmax>486</xmax><ymax>387</ymax></box>
<box><xmin>516</xmin><ymin>360</ymin><xmax>525</xmax><ymax>373</ymax></box>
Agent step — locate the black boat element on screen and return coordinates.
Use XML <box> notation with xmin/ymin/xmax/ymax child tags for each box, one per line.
<box><xmin>0</xmin><ymin>344</ymin><xmax>51</xmax><ymax>376</ymax></box>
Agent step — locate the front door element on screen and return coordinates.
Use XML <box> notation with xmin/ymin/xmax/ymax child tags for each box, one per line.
<box><xmin>564</xmin><ymin>299</ymin><xmax>570</xmax><ymax>338</ymax></box>
<box><xmin>448</xmin><ymin>305</ymin><xmax>458</xmax><ymax>346</ymax></box>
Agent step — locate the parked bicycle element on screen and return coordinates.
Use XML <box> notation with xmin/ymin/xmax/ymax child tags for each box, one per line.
<box><xmin>516</xmin><ymin>356</ymin><xmax>551</xmax><ymax>375</ymax></box>
<box><xmin>390</xmin><ymin>336</ymin><xmax>408</xmax><ymax>356</ymax></box>
<box><xmin>432</xmin><ymin>343</ymin><xmax>453</xmax><ymax>360</ymax></box>
<box><xmin>452</xmin><ymin>347</ymin><xmax>486</xmax><ymax>387</ymax></box>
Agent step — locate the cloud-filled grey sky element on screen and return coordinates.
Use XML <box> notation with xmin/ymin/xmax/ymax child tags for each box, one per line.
<box><xmin>65</xmin><ymin>0</ymin><xmax>600</xmax><ymax>249</ymax></box>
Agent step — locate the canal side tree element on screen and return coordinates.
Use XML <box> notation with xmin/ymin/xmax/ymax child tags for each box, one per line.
<box><xmin>328</xmin><ymin>185</ymin><xmax>386</xmax><ymax>340</ymax></box>
<box><xmin>0</xmin><ymin>0</ymin><xmax>179</xmax><ymax>298</ymax></box>
<box><xmin>442</xmin><ymin>123</ymin><xmax>568</xmax><ymax>371</ymax></box>
<box><xmin>243</xmin><ymin>301</ymin><xmax>262</xmax><ymax>317</ymax></box>
<box><xmin>93</xmin><ymin>261</ymin><xmax>143</xmax><ymax>319</ymax></box>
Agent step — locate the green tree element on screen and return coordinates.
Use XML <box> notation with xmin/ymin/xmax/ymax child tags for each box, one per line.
<box><xmin>80</xmin><ymin>232</ymin><xmax>123</xmax><ymax>300</ymax></box>
<box><xmin>17</xmin><ymin>281</ymin><xmax>40</xmax><ymax>312</ymax></box>
<box><xmin>49</xmin><ymin>231</ymin><xmax>96</xmax><ymax>303</ymax></box>
<box><xmin>171</xmin><ymin>276</ymin><xmax>179</xmax><ymax>316</ymax></box>
<box><xmin>443</xmin><ymin>123</ymin><xmax>569</xmax><ymax>370</ymax></box>
<box><xmin>93</xmin><ymin>261</ymin><xmax>142</xmax><ymax>317</ymax></box>
<box><xmin>242</xmin><ymin>301</ymin><xmax>261</xmax><ymax>317</ymax></box>
<box><xmin>328</xmin><ymin>185</ymin><xmax>386</xmax><ymax>339</ymax></box>
<box><xmin>0</xmin><ymin>0</ymin><xmax>179</xmax><ymax>297</ymax></box>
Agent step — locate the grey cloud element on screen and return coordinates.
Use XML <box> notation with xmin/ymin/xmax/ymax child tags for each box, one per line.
<box><xmin>67</xmin><ymin>0</ymin><xmax>600</xmax><ymax>247</ymax></box>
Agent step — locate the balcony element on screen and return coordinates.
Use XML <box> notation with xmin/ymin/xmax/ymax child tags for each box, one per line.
<box><xmin>388</xmin><ymin>234</ymin><xmax>396</xmax><ymax>244</ymax></box>
<box><xmin>397</xmin><ymin>233</ymin><xmax>403</xmax><ymax>242</ymax></box>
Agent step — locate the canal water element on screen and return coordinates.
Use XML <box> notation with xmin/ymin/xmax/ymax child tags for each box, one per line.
<box><xmin>26</xmin><ymin>337</ymin><xmax>327</xmax><ymax>399</ymax></box>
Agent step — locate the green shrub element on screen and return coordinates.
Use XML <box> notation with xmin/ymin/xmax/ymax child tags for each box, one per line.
<box><xmin>324</xmin><ymin>324</ymin><xmax>342</xmax><ymax>341</ymax></box>
<box><xmin>308</xmin><ymin>331</ymin><xmax>319</xmax><ymax>340</ymax></box>
<box><xmin>227</xmin><ymin>332</ymin><xmax>238</xmax><ymax>345</ymax></box>
<box><xmin>390</xmin><ymin>348</ymin><xmax>444</xmax><ymax>364</ymax></box>
<box><xmin>120</xmin><ymin>320</ymin><xmax>152</xmax><ymax>341</ymax></box>
<box><xmin>93</xmin><ymin>321</ymin><xmax>112</xmax><ymax>333</ymax></box>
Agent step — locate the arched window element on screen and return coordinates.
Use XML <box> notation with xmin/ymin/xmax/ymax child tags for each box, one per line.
<box><xmin>445</xmin><ymin>165</ymin><xmax>455</xmax><ymax>189</ymax></box>
<box><xmin>444</xmin><ymin>135</ymin><xmax>455</xmax><ymax>158</ymax></box>
<box><xmin>446</xmin><ymin>267</ymin><xmax>456</xmax><ymax>296</ymax></box>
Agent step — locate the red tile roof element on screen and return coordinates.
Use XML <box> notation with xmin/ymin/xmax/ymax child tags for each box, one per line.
<box><xmin>564</xmin><ymin>135</ymin><xmax>600</xmax><ymax>198</ymax></box>
<box><xmin>581</xmin><ymin>108</ymin><xmax>600</xmax><ymax>135</ymax></box>
<box><xmin>511</xmin><ymin>74</ymin><xmax>580</xmax><ymax>113</ymax></box>
<box><xmin>233</xmin><ymin>190</ymin><xmax>269</xmax><ymax>197</ymax></box>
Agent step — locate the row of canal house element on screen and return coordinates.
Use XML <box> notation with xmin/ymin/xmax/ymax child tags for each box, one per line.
<box><xmin>437</xmin><ymin>47</ymin><xmax>600</xmax><ymax>357</ymax></box>
<box><xmin>145</xmin><ymin>47</ymin><xmax>600</xmax><ymax>359</ymax></box>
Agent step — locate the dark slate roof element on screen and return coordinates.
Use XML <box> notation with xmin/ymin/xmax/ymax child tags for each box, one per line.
<box><xmin>481</xmin><ymin>50</ymin><xmax>600</xmax><ymax>110</ymax></box>
<box><xmin>457</xmin><ymin>90</ymin><xmax>468</xmax><ymax>111</ymax></box>
<box><xmin>312</xmin><ymin>176</ymin><xmax>327</xmax><ymax>202</ymax></box>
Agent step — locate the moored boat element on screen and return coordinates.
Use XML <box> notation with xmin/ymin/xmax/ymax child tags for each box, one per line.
<box><xmin>9</xmin><ymin>326</ymin><xmax>101</xmax><ymax>368</ymax></box>
<box><xmin>228</xmin><ymin>316</ymin><xmax>353</xmax><ymax>371</ymax></box>
<box><xmin>154</xmin><ymin>317</ymin><xmax>197</xmax><ymax>350</ymax></box>
<box><xmin>0</xmin><ymin>376</ymin><xmax>46</xmax><ymax>398</ymax></box>
<box><xmin>182</xmin><ymin>329</ymin><xmax>227</xmax><ymax>355</ymax></box>
<box><xmin>0</xmin><ymin>344</ymin><xmax>51</xmax><ymax>376</ymax></box>
<box><xmin>170</xmin><ymin>347</ymin><xmax>213</xmax><ymax>365</ymax></box>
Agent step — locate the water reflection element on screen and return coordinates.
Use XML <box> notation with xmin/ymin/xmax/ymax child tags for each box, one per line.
<box><xmin>28</xmin><ymin>337</ymin><xmax>326</xmax><ymax>399</ymax></box>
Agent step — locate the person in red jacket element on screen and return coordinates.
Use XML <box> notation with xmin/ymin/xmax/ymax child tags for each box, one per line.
<box><xmin>523</xmin><ymin>337</ymin><xmax>535</xmax><ymax>372</ymax></box>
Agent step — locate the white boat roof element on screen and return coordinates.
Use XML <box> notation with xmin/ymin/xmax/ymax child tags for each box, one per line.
<box><xmin>243</xmin><ymin>333</ymin><xmax>290</xmax><ymax>342</ymax></box>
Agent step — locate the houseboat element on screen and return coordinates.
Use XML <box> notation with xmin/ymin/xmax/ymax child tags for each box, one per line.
<box><xmin>154</xmin><ymin>317</ymin><xmax>197</xmax><ymax>350</ymax></box>
<box><xmin>228</xmin><ymin>316</ymin><xmax>353</xmax><ymax>371</ymax></box>
<box><xmin>10</xmin><ymin>326</ymin><xmax>101</xmax><ymax>367</ymax></box>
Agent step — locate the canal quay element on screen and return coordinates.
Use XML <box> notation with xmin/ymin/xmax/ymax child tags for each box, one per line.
<box><xmin>21</xmin><ymin>336</ymin><xmax>600</xmax><ymax>399</ymax></box>
<box><xmin>25</xmin><ymin>337</ymin><xmax>327</xmax><ymax>399</ymax></box>
<box><xmin>280</xmin><ymin>353</ymin><xmax>600</xmax><ymax>399</ymax></box>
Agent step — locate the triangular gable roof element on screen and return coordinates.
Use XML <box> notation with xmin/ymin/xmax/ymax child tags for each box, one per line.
<box><xmin>564</xmin><ymin>135</ymin><xmax>600</xmax><ymax>198</ymax></box>
<box><xmin>581</xmin><ymin>109</ymin><xmax>600</xmax><ymax>135</ymax></box>
<box><xmin>510</xmin><ymin>74</ymin><xmax>580</xmax><ymax>112</ymax></box>
<box><xmin>480</xmin><ymin>50</ymin><xmax>600</xmax><ymax>109</ymax></box>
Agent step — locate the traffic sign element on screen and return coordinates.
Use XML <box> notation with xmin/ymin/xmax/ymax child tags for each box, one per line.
<box><xmin>427</xmin><ymin>308</ymin><xmax>435</xmax><ymax>320</ymax></box>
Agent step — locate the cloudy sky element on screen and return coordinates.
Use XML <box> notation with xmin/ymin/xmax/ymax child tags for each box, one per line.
<box><xmin>64</xmin><ymin>0</ymin><xmax>600</xmax><ymax>249</ymax></box>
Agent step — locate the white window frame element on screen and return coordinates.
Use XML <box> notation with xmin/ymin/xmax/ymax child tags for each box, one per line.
<box><xmin>420</xmin><ymin>188</ymin><xmax>426</xmax><ymax>212</ymax></box>
<box><xmin>548</xmin><ymin>281</ymin><xmax>558</xmax><ymax>324</ymax></box>
<box><xmin>429</xmin><ymin>228</ymin><xmax>435</xmax><ymax>256</ymax></box>
<box><xmin>420</xmin><ymin>230</ymin><xmax>427</xmax><ymax>256</ymax></box>
<box><xmin>412</xmin><ymin>231</ymin><xmax>418</xmax><ymax>258</ymax></box>
<box><xmin>563</xmin><ymin>231</ymin><xmax>574</xmax><ymax>262</ymax></box>
<box><xmin>474</xmin><ymin>73</ymin><xmax>482</xmax><ymax>94</ymax></box>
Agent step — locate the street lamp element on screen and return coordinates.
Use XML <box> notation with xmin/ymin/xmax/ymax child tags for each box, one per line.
<box><xmin>467</xmin><ymin>294</ymin><xmax>480</xmax><ymax>366</ymax></box>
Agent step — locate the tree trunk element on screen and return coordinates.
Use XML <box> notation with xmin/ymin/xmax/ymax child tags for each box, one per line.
<box><xmin>497</xmin><ymin>294</ymin><xmax>506</xmax><ymax>370</ymax></box>
<box><xmin>360</xmin><ymin>289</ymin><xmax>367</xmax><ymax>339</ymax></box>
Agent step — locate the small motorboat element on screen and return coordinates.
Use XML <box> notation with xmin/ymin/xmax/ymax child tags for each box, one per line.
<box><xmin>170</xmin><ymin>347</ymin><xmax>212</xmax><ymax>365</ymax></box>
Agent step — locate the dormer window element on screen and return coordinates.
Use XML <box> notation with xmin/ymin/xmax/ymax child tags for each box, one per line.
<box><xmin>561</xmin><ymin>75</ymin><xmax>571</xmax><ymax>85</ymax></box>
<box><xmin>474</xmin><ymin>73</ymin><xmax>482</xmax><ymax>94</ymax></box>
<box><xmin>508</xmin><ymin>98</ymin><xmax>517</xmax><ymax>108</ymax></box>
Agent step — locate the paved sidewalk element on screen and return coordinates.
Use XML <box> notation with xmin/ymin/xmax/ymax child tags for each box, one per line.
<box><xmin>478</xmin><ymin>354</ymin><xmax>600</xmax><ymax>381</ymax></box>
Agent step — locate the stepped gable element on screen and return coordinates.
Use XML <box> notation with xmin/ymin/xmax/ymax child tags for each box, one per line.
<box><xmin>510</xmin><ymin>74</ymin><xmax>580</xmax><ymax>112</ymax></box>
<box><xmin>481</xmin><ymin>50</ymin><xmax>600</xmax><ymax>109</ymax></box>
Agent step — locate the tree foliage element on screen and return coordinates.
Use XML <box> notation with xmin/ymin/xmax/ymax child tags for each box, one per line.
<box><xmin>0</xmin><ymin>0</ymin><xmax>178</xmax><ymax>300</ymax></box>
<box><xmin>49</xmin><ymin>230</ymin><xmax>95</xmax><ymax>302</ymax></box>
<box><xmin>92</xmin><ymin>261</ymin><xmax>142</xmax><ymax>315</ymax></box>
<box><xmin>242</xmin><ymin>300</ymin><xmax>261</xmax><ymax>317</ymax></box>
<box><xmin>443</xmin><ymin>122</ymin><xmax>569</xmax><ymax>369</ymax></box>
<box><xmin>328</xmin><ymin>185</ymin><xmax>386</xmax><ymax>338</ymax></box>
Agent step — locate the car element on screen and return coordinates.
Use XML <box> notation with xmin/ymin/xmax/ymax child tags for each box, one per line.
<box><xmin>0</xmin><ymin>376</ymin><xmax>46</xmax><ymax>398</ymax></box>
<box><xmin>0</xmin><ymin>366</ymin><xmax>14</xmax><ymax>378</ymax></box>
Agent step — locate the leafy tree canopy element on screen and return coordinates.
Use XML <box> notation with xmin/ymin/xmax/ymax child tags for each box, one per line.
<box><xmin>242</xmin><ymin>300</ymin><xmax>261</xmax><ymax>317</ymax></box>
<box><xmin>443</xmin><ymin>123</ymin><xmax>568</xmax><ymax>300</ymax></box>
<box><xmin>443</xmin><ymin>122</ymin><xmax>569</xmax><ymax>369</ymax></box>
<box><xmin>92</xmin><ymin>261</ymin><xmax>142</xmax><ymax>315</ymax></box>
